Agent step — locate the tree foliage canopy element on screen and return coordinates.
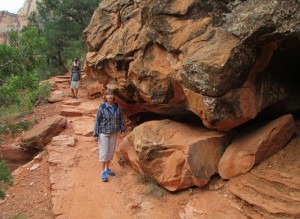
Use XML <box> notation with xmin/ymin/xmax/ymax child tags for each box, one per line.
<box><xmin>0</xmin><ymin>0</ymin><xmax>99</xmax><ymax>118</ymax></box>
<box><xmin>34</xmin><ymin>0</ymin><xmax>99</xmax><ymax>72</ymax></box>
<box><xmin>0</xmin><ymin>23</ymin><xmax>48</xmax><ymax>111</ymax></box>
<box><xmin>0</xmin><ymin>27</ymin><xmax>46</xmax><ymax>85</ymax></box>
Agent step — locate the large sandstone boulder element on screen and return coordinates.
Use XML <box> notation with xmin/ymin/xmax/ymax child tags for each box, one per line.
<box><xmin>218</xmin><ymin>114</ymin><xmax>296</xmax><ymax>179</ymax></box>
<box><xmin>20</xmin><ymin>115</ymin><xmax>67</xmax><ymax>150</ymax></box>
<box><xmin>118</xmin><ymin>119</ymin><xmax>229</xmax><ymax>191</ymax></box>
<box><xmin>84</xmin><ymin>0</ymin><xmax>300</xmax><ymax>131</ymax></box>
<box><xmin>0</xmin><ymin>0</ymin><xmax>37</xmax><ymax>44</ymax></box>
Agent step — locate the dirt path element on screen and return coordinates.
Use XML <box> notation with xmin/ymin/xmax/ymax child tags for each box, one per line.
<box><xmin>0</xmin><ymin>74</ymin><xmax>249</xmax><ymax>219</ymax></box>
<box><xmin>46</xmin><ymin>78</ymin><xmax>197</xmax><ymax>219</ymax></box>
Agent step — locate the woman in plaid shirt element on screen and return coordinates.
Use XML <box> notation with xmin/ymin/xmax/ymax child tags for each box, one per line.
<box><xmin>94</xmin><ymin>89</ymin><xmax>126</xmax><ymax>182</ymax></box>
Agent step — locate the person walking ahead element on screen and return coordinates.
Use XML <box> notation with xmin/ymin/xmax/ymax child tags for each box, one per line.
<box><xmin>72</xmin><ymin>57</ymin><xmax>80</xmax><ymax>70</ymax></box>
<box><xmin>93</xmin><ymin>89</ymin><xmax>126</xmax><ymax>182</ymax></box>
<box><xmin>69</xmin><ymin>65</ymin><xmax>81</xmax><ymax>98</ymax></box>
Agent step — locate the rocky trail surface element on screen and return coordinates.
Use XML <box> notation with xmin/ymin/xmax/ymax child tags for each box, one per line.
<box><xmin>0</xmin><ymin>73</ymin><xmax>299</xmax><ymax>219</ymax></box>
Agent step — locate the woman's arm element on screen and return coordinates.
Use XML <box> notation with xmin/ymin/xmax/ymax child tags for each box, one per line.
<box><xmin>119</xmin><ymin>106</ymin><xmax>125</xmax><ymax>133</ymax></box>
<box><xmin>93</xmin><ymin>107</ymin><xmax>102</xmax><ymax>137</ymax></box>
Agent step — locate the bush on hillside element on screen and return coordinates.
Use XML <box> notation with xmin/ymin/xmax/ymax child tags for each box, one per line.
<box><xmin>0</xmin><ymin>161</ymin><xmax>13</xmax><ymax>199</ymax></box>
<box><xmin>0</xmin><ymin>80</ymin><xmax>51</xmax><ymax>136</ymax></box>
<box><xmin>0</xmin><ymin>71</ymin><xmax>51</xmax><ymax>106</ymax></box>
<box><xmin>0</xmin><ymin>120</ymin><xmax>37</xmax><ymax>136</ymax></box>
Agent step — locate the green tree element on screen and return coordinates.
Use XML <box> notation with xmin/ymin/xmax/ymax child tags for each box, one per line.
<box><xmin>35</xmin><ymin>0</ymin><xmax>99</xmax><ymax>73</ymax></box>
<box><xmin>0</xmin><ymin>27</ymin><xmax>46</xmax><ymax>85</ymax></box>
<box><xmin>0</xmin><ymin>43</ymin><xmax>18</xmax><ymax>85</ymax></box>
<box><xmin>0</xmin><ymin>26</ymin><xmax>48</xmax><ymax>108</ymax></box>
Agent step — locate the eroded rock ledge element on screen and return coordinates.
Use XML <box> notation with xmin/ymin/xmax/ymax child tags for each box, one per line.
<box><xmin>84</xmin><ymin>0</ymin><xmax>300</xmax><ymax>131</ymax></box>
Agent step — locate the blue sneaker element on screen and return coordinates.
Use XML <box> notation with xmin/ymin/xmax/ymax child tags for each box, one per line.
<box><xmin>101</xmin><ymin>172</ymin><xmax>108</xmax><ymax>182</ymax></box>
<box><xmin>105</xmin><ymin>168</ymin><xmax>115</xmax><ymax>176</ymax></box>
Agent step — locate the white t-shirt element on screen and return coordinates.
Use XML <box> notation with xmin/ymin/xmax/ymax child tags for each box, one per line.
<box><xmin>73</xmin><ymin>61</ymin><xmax>80</xmax><ymax>68</ymax></box>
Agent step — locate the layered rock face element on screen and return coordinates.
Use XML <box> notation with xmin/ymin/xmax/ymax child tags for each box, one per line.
<box><xmin>0</xmin><ymin>11</ymin><xmax>26</xmax><ymax>44</ymax></box>
<box><xmin>0</xmin><ymin>0</ymin><xmax>37</xmax><ymax>44</ymax></box>
<box><xmin>18</xmin><ymin>0</ymin><xmax>38</xmax><ymax>17</ymax></box>
<box><xmin>84</xmin><ymin>0</ymin><xmax>300</xmax><ymax>131</ymax></box>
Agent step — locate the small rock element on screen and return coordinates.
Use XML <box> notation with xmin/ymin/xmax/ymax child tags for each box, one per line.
<box><xmin>34</xmin><ymin>153</ymin><xmax>43</xmax><ymax>161</ymax></box>
<box><xmin>0</xmin><ymin>198</ymin><xmax>7</xmax><ymax>205</ymax></box>
<box><xmin>29</xmin><ymin>164</ymin><xmax>41</xmax><ymax>171</ymax></box>
<box><xmin>91</xmin><ymin>147</ymin><xmax>98</xmax><ymax>152</ymax></box>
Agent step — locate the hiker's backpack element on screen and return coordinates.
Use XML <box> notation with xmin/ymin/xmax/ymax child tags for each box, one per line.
<box><xmin>71</xmin><ymin>71</ymin><xmax>80</xmax><ymax>81</ymax></box>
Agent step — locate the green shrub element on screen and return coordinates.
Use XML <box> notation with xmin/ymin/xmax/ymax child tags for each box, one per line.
<box><xmin>144</xmin><ymin>183</ymin><xmax>166</xmax><ymax>198</ymax></box>
<box><xmin>0</xmin><ymin>86</ymin><xmax>20</xmax><ymax>106</ymax></box>
<box><xmin>19</xmin><ymin>80</ymin><xmax>51</xmax><ymax>111</ymax></box>
<box><xmin>10</xmin><ymin>214</ymin><xmax>28</xmax><ymax>219</ymax></box>
<box><xmin>0</xmin><ymin>80</ymin><xmax>49</xmax><ymax>137</ymax></box>
<box><xmin>0</xmin><ymin>77</ymin><xmax>51</xmax><ymax>122</ymax></box>
<box><xmin>0</xmin><ymin>71</ymin><xmax>40</xmax><ymax>107</ymax></box>
<box><xmin>137</xmin><ymin>173</ymin><xmax>156</xmax><ymax>184</ymax></box>
<box><xmin>137</xmin><ymin>173</ymin><xmax>167</xmax><ymax>198</ymax></box>
<box><xmin>30</xmin><ymin>81</ymin><xmax>52</xmax><ymax>106</ymax></box>
<box><xmin>0</xmin><ymin>120</ymin><xmax>36</xmax><ymax>136</ymax></box>
<box><xmin>0</xmin><ymin>190</ymin><xmax>5</xmax><ymax>199</ymax></box>
<box><xmin>0</xmin><ymin>160</ymin><xmax>13</xmax><ymax>199</ymax></box>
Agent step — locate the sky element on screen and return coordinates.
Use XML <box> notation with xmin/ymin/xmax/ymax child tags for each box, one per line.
<box><xmin>0</xmin><ymin>0</ymin><xmax>24</xmax><ymax>14</ymax></box>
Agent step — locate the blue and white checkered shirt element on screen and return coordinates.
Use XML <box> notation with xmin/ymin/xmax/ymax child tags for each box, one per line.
<box><xmin>93</xmin><ymin>102</ymin><xmax>125</xmax><ymax>136</ymax></box>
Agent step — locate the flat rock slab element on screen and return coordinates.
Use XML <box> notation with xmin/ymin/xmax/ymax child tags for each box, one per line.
<box><xmin>69</xmin><ymin>116</ymin><xmax>95</xmax><ymax>136</ymax></box>
<box><xmin>225</xmin><ymin>129</ymin><xmax>300</xmax><ymax>218</ymax></box>
<box><xmin>53</xmin><ymin>77</ymin><xmax>69</xmax><ymax>83</ymax></box>
<box><xmin>218</xmin><ymin>114</ymin><xmax>296</xmax><ymax>179</ymax></box>
<box><xmin>60</xmin><ymin>108</ymin><xmax>83</xmax><ymax>117</ymax></box>
<box><xmin>47</xmin><ymin>135</ymin><xmax>79</xmax><ymax>216</ymax></box>
<box><xmin>77</xmin><ymin>99</ymin><xmax>100</xmax><ymax>115</ymax></box>
<box><xmin>179</xmin><ymin>191</ymin><xmax>248</xmax><ymax>219</ymax></box>
<box><xmin>51</xmin><ymin>135</ymin><xmax>76</xmax><ymax>147</ymax></box>
<box><xmin>63</xmin><ymin>99</ymin><xmax>81</xmax><ymax>106</ymax></box>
